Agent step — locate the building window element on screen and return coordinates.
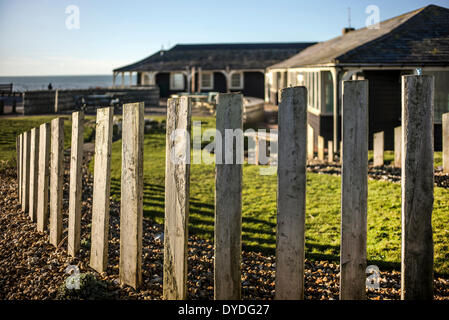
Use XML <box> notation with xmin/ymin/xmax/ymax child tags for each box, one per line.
<box><xmin>311</xmin><ymin>72</ymin><xmax>316</xmax><ymax>108</ymax></box>
<box><xmin>142</xmin><ymin>73</ymin><xmax>151</xmax><ymax>85</ymax></box>
<box><xmin>201</xmin><ymin>72</ymin><xmax>213</xmax><ymax>90</ymax></box>
<box><xmin>423</xmin><ymin>70</ymin><xmax>449</xmax><ymax>124</ymax></box>
<box><xmin>297</xmin><ymin>72</ymin><xmax>304</xmax><ymax>86</ymax></box>
<box><xmin>304</xmin><ymin>71</ymin><xmax>320</xmax><ymax>111</ymax></box>
<box><xmin>170</xmin><ymin>72</ymin><xmax>185</xmax><ymax>90</ymax></box>
<box><xmin>276</xmin><ymin>72</ymin><xmax>282</xmax><ymax>90</ymax></box>
<box><xmin>230</xmin><ymin>72</ymin><xmax>243</xmax><ymax>89</ymax></box>
<box><xmin>322</xmin><ymin>71</ymin><xmax>334</xmax><ymax>114</ymax></box>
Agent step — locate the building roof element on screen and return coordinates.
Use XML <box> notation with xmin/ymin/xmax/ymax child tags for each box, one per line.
<box><xmin>114</xmin><ymin>42</ymin><xmax>316</xmax><ymax>72</ymax></box>
<box><xmin>269</xmin><ymin>4</ymin><xmax>449</xmax><ymax>69</ymax></box>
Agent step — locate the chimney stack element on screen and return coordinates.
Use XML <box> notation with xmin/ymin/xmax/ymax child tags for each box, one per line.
<box><xmin>342</xmin><ymin>27</ymin><xmax>355</xmax><ymax>35</ymax></box>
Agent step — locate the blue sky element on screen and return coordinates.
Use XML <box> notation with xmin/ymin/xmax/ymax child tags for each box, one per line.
<box><xmin>0</xmin><ymin>0</ymin><xmax>448</xmax><ymax>76</ymax></box>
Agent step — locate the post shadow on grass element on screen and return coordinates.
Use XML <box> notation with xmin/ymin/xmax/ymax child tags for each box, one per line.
<box><xmin>111</xmin><ymin>178</ymin><xmax>404</xmax><ymax>274</ymax></box>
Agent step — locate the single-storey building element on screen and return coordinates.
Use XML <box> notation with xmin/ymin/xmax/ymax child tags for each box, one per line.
<box><xmin>113</xmin><ymin>42</ymin><xmax>315</xmax><ymax>99</ymax></box>
<box><xmin>267</xmin><ymin>4</ymin><xmax>449</xmax><ymax>151</ymax></box>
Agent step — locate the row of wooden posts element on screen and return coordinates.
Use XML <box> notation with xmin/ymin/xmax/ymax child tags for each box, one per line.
<box><xmin>310</xmin><ymin>117</ymin><xmax>449</xmax><ymax>171</ymax></box>
<box><xmin>15</xmin><ymin>75</ymin><xmax>435</xmax><ymax>300</ymax></box>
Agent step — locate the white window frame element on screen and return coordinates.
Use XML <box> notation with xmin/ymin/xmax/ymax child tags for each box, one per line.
<box><xmin>141</xmin><ymin>72</ymin><xmax>152</xmax><ymax>85</ymax></box>
<box><xmin>230</xmin><ymin>72</ymin><xmax>244</xmax><ymax>90</ymax></box>
<box><xmin>170</xmin><ymin>72</ymin><xmax>185</xmax><ymax>90</ymax></box>
<box><xmin>200</xmin><ymin>71</ymin><xmax>214</xmax><ymax>90</ymax></box>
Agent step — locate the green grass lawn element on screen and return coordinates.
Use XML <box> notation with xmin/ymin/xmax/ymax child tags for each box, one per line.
<box><xmin>368</xmin><ymin>150</ymin><xmax>443</xmax><ymax>167</ymax></box>
<box><xmin>1</xmin><ymin>115</ymin><xmax>448</xmax><ymax>275</ymax></box>
<box><xmin>103</xmin><ymin>116</ymin><xmax>449</xmax><ymax>275</ymax></box>
<box><xmin>0</xmin><ymin>115</ymin><xmax>95</xmax><ymax>169</ymax></box>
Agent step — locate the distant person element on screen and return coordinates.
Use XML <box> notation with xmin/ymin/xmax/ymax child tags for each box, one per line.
<box><xmin>48</xmin><ymin>83</ymin><xmax>53</xmax><ymax>90</ymax></box>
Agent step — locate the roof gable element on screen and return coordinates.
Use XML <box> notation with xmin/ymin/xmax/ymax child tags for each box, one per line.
<box><xmin>270</xmin><ymin>5</ymin><xmax>449</xmax><ymax>69</ymax></box>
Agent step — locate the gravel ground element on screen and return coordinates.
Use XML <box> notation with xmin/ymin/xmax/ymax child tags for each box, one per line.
<box><xmin>307</xmin><ymin>161</ymin><xmax>449</xmax><ymax>188</ymax></box>
<box><xmin>1</xmin><ymin>154</ymin><xmax>448</xmax><ymax>300</ymax></box>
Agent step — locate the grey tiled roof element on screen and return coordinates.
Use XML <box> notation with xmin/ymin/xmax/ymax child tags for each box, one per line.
<box><xmin>114</xmin><ymin>43</ymin><xmax>315</xmax><ymax>72</ymax></box>
<box><xmin>270</xmin><ymin>5</ymin><xmax>449</xmax><ymax>69</ymax></box>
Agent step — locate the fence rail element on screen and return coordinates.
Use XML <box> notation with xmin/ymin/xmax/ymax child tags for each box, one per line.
<box><xmin>14</xmin><ymin>75</ymin><xmax>438</xmax><ymax>300</ymax></box>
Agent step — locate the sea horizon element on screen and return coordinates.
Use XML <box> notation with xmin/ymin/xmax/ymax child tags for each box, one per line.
<box><xmin>0</xmin><ymin>74</ymin><xmax>136</xmax><ymax>92</ymax></box>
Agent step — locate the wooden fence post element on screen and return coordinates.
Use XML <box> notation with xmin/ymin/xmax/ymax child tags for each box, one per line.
<box><xmin>90</xmin><ymin>107</ymin><xmax>113</xmax><ymax>273</ymax></box>
<box><xmin>29</xmin><ymin>127</ymin><xmax>39</xmax><ymax>222</ymax></box>
<box><xmin>307</xmin><ymin>124</ymin><xmax>314</xmax><ymax>161</ymax></box>
<box><xmin>37</xmin><ymin>123</ymin><xmax>50</xmax><ymax>232</ymax></box>
<box><xmin>50</xmin><ymin>118</ymin><xmax>64</xmax><ymax>246</ymax></box>
<box><xmin>340</xmin><ymin>141</ymin><xmax>343</xmax><ymax>164</ymax></box>
<box><xmin>401</xmin><ymin>75</ymin><xmax>434</xmax><ymax>300</ymax></box>
<box><xmin>443</xmin><ymin>113</ymin><xmax>449</xmax><ymax>173</ymax></box>
<box><xmin>163</xmin><ymin>97</ymin><xmax>191</xmax><ymax>299</ymax></box>
<box><xmin>120</xmin><ymin>102</ymin><xmax>144</xmax><ymax>289</ymax></box>
<box><xmin>68</xmin><ymin>111</ymin><xmax>84</xmax><ymax>257</ymax></box>
<box><xmin>317</xmin><ymin>136</ymin><xmax>324</xmax><ymax>161</ymax></box>
<box><xmin>373</xmin><ymin>131</ymin><xmax>384</xmax><ymax>167</ymax></box>
<box><xmin>214</xmin><ymin>93</ymin><xmax>243</xmax><ymax>300</ymax></box>
<box><xmin>328</xmin><ymin>140</ymin><xmax>334</xmax><ymax>163</ymax></box>
<box><xmin>18</xmin><ymin>134</ymin><xmax>22</xmax><ymax>203</ymax></box>
<box><xmin>22</xmin><ymin>131</ymin><xmax>31</xmax><ymax>213</ymax></box>
<box><xmin>275</xmin><ymin>87</ymin><xmax>307</xmax><ymax>300</ymax></box>
<box><xmin>394</xmin><ymin>126</ymin><xmax>402</xmax><ymax>168</ymax></box>
<box><xmin>340</xmin><ymin>80</ymin><xmax>369</xmax><ymax>300</ymax></box>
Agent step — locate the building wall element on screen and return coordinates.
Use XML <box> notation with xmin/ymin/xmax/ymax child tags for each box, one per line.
<box><xmin>307</xmin><ymin>112</ymin><xmax>336</xmax><ymax>151</ymax></box>
<box><xmin>308</xmin><ymin>68</ymin><xmax>444</xmax><ymax>152</ymax></box>
<box><xmin>23</xmin><ymin>87</ymin><xmax>160</xmax><ymax>115</ymax></box>
<box><xmin>22</xmin><ymin>90</ymin><xmax>56</xmax><ymax>115</ymax></box>
<box><xmin>157</xmin><ymin>70</ymin><xmax>265</xmax><ymax>98</ymax></box>
<box><xmin>194</xmin><ymin>72</ymin><xmax>227</xmax><ymax>94</ymax></box>
<box><xmin>156</xmin><ymin>72</ymin><xmax>172</xmax><ymax>98</ymax></box>
<box><xmin>364</xmin><ymin>70</ymin><xmax>402</xmax><ymax>150</ymax></box>
<box><xmin>241</xmin><ymin>72</ymin><xmax>264</xmax><ymax>99</ymax></box>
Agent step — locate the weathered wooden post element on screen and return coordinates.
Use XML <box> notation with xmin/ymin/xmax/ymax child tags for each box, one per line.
<box><xmin>120</xmin><ymin>102</ymin><xmax>144</xmax><ymax>289</ymax></box>
<box><xmin>18</xmin><ymin>134</ymin><xmax>22</xmax><ymax>203</ymax></box>
<box><xmin>254</xmin><ymin>135</ymin><xmax>260</xmax><ymax>165</ymax></box>
<box><xmin>163</xmin><ymin>97</ymin><xmax>191</xmax><ymax>299</ymax></box>
<box><xmin>328</xmin><ymin>140</ymin><xmax>334</xmax><ymax>163</ymax></box>
<box><xmin>340</xmin><ymin>80</ymin><xmax>368</xmax><ymax>300</ymax></box>
<box><xmin>29</xmin><ymin>127</ymin><xmax>39</xmax><ymax>222</ymax></box>
<box><xmin>50</xmin><ymin>118</ymin><xmax>64</xmax><ymax>246</ymax></box>
<box><xmin>401</xmin><ymin>75</ymin><xmax>434</xmax><ymax>300</ymax></box>
<box><xmin>37</xmin><ymin>123</ymin><xmax>50</xmax><ymax>232</ymax></box>
<box><xmin>214</xmin><ymin>93</ymin><xmax>243</xmax><ymax>300</ymax></box>
<box><xmin>317</xmin><ymin>136</ymin><xmax>325</xmax><ymax>161</ymax></box>
<box><xmin>373</xmin><ymin>131</ymin><xmax>384</xmax><ymax>167</ymax></box>
<box><xmin>394</xmin><ymin>126</ymin><xmax>402</xmax><ymax>168</ymax></box>
<box><xmin>275</xmin><ymin>87</ymin><xmax>307</xmax><ymax>300</ymax></box>
<box><xmin>22</xmin><ymin>131</ymin><xmax>31</xmax><ymax>213</ymax></box>
<box><xmin>340</xmin><ymin>141</ymin><xmax>343</xmax><ymax>164</ymax></box>
<box><xmin>90</xmin><ymin>107</ymin><xmax>113</xmax><ymax>273</ymax></box>
<box><xmin>307</xmin><ymin>124</ymin><xmax>314</xmax><ymax>161</ymax></box>
<box><xmin>68</xmin><ymin>111</ymin><xmax>84</xmax><ymax>257</ymax></box>
<box><xmin>443</xmin><ymin>113</ymin><xmax>449</xmax><ymax>173</ymax></box>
